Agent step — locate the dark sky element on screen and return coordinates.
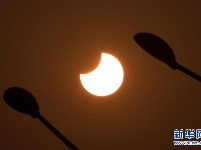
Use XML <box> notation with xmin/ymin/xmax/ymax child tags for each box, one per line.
<box><xmin>0</xmin><ymin>0</ymin><xmax>201</xmax><ymax>150</ymax></box>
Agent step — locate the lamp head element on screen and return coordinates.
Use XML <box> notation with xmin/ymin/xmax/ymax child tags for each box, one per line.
<box><xmin>3</xmin><ymin>87</ymin><xmax>40</xmax><ymax>118</ymax></box>
<box><xmin>134</xmin><ymin>32</ymin><xmax>178</xmax><ymax>69</ymax></box>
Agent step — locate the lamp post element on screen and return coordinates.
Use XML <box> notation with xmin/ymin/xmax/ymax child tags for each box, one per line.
<box><xmin>3</xmin><ymin>87</ymin><xmax>79</xmax><ymax>150</ymax></box>
<box><xmin>134</xmin><ymin>32</ymin><xmax>201</xmax><ymax>82</ymax></box>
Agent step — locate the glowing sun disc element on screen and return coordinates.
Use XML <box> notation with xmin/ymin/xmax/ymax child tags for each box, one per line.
<box><xmin>80</xmin><ymin>53</ymin><xmax>124</xmax><ymax>96</ymax></box>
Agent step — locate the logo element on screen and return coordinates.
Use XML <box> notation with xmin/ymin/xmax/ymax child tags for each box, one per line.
<box><xmin>173</xmin><ymin>129</ymin><xmax>201</xmax><ymax>145</ymax></box>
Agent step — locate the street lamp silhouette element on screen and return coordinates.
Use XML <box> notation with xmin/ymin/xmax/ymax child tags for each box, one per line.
<box><xmin>3</xmin><ymin>87</ymin><xmax>79</xmax><ymax>150</ymax></box>
<box><xmin>134</xmin><ymin>32</ymin><xmax>201</xmax><ymax>82</ymax></box>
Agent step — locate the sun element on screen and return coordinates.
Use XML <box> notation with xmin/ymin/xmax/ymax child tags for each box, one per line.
<box><xmin>80</xmin><ymin>53</ymin><xmax>124</xmax><ymax>96</ymax></box>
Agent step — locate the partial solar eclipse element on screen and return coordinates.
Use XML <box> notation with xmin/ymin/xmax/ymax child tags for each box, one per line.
<box><xmin>80</xmin><ymin>53</ymin><xmax>124</xmax><ymax>96</ymax></box>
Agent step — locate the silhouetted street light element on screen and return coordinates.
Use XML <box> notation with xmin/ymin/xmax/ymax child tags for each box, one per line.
<box><xmin>3</xmin><ymin>87</ymin><xmax>79</xmax><ymax>150</ymax></box>
<box><xmin>134</xmin><ymin>32</ymin><xmax>201</xmax><ymax>82</ymax></box>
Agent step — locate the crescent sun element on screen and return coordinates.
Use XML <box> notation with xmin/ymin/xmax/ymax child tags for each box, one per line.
<box><xmin>80</xmin><ymin>53</ymin><xmax>124</xmax><ymax>96</ymax></box>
